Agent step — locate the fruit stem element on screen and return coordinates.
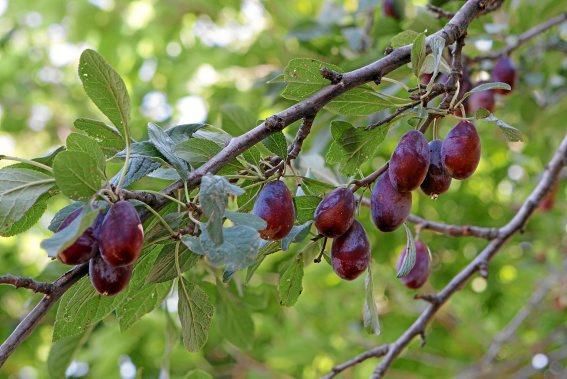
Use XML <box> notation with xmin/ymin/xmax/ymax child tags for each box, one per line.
<box><xmin>381</xmin><ymin>76</ymin><xmax>410</xmax><ymax>91</ymax></box>
<box><xmin>137</xmin><ymin>201</ymin><xmax>177</xmax><ymax>236</ymax></box>
<box><xmin>314</xmin><ymin>237</ymin><xmax>328</xmax><ymax>263</ymax></box>
<box><xmin>0</xmin><ymin>155</ymin><xmax>54</xmax><ymax>173</ymax></box>
<box><xmin>183</xmin><ymin>181</ymin><xmax>191</xmax><ymax>204</ymax></box>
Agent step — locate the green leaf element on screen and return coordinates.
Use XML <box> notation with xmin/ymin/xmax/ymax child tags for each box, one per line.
<box><xmin>484</xmin><ymin>115</ymin><xmax>525</xmax><ymax>142</ymax></box>
<box><xmin>166</xmin><ymin>123</ymin><xmax>203</xmax><ymax>144</ymax></box>
<box><xmin>221</xmin><ymin>104</ymin><xmax>257</xmax><ymax>136</ymax></box>
<box><xmin>144</xmin><ymin>212</ymin><xmax>188</xmax><ymax>244</ymax></box>
<box><xmin>281</xmin><ymin>58</ymin><xmax>342</xmax><ymax>101</ymax></box>
<box><xmin>216</xmin><ymin>283</ymin><xmax>255</xmax><ymax>349</ymax></box>
<box><xmin>391</xmin><ymin>30</ymin><xmax>419</xmax><ymax>48</ymax></box>
<box><xmin>293</xmin><ymin>196</ymin><xmax>321</xmax><ymax>224</ymax></box>
<box><xmin>66</xmin><ymin>133</ymin><xmax>106</xmax><ymax>171</ymax></box>
<box><xmin>245</xmin><ymin>241</ymin><xmax>281</xmax><ymax>284</ymax></box>
<box><xmin>182</xmin><ymin>225</ymin><xmax>262</xmax><ymax>272</ymax></box>
<box><xmin>41</xmin><ymin>207</ymin><xmax>99</xmax><ymax>258</ymax></box>
<box><xmin>74</xmin><ymin>118</ymin><xmax>124</xmax><ymax>155</ymax></box>
<box><xmin>411</xmin><ymin>33</ymin><xmax>426</xmax><ymax>77</ymax></box>
<box><xmin>115</xmin><ymin>141</ymin><xmax>166</xmax><ymax>164</ymax></box>
<box><xmin>325</xmin><ymin>120</ymin><xmax>388</xmax><ymax>176</ymax></box>
<box><xmin>262</xmin><ymin>131</ymin><xmax>288</xmax><ymax>159</ymax></box>
<box><xmin>116</xmin><ymin>251</ymin><xmax>172</xmax><ymax>331</ymax></box>
<box><xmin>174</xmin><ymin>138</ymin><xmax>242</xmax><ymax>174</ymax></box>
<box><xmin>47</xmin><ymin>328</ymin><xmax>92</xmax><ymax>379</ymax></box>
<box><xmin>78</xmin><ymin>49</ymin><xmax>130</xmax><ymax>135</ymax></box>
<box><xmin>301</xmin><ymin>177</ymin><xmax>335</xmax><ymax>196</ymax></box>
<box><xmin>225</xmin><ymin>210</ymin><xmax>267</xmax><ymax>230</ymax></box>
<box><xmin>363</xmin><ymin>266</ymin><xmax>381</xmax><ymax>335</ymax></box>
<box><xmin>397</xmin><ymin>224</ymin><xmax>416</xmax><ymax>278</ymax></box>
<box><xmin>426</xmin><ymin>35</ymin><xmax>446</xmax><ymax>91</ymax></box>
<box><xmin>0</xmin><ymin>194</ymin><xmax>48</xmax><ymax>238</ymax></box>
<box><xmin>199</xmin><ymin>174</ymin><xmax>244</xmax><ymax>246</ymax></box>
<box><xmin>110</xmin><ymin>156</ymin><xmax>160</xmax><ymax>188</ymax></box>
<box><xmin>178</xmin><ymin>279</ymin><xmax>214</xmax><ymax>352</ymax></box>
<box><xmin>148</xmin><ymin>123</ymin><xmax>189</xmax><ymax>180</ymax></box>
<box><xmin>326</xmin><ymin>87</ymin><xmax>393</xmax><ymax>116</ymax></box>
<box><xmin>53</xmin><ymin>276</ymin><xmax>121</xmax><ymax>341</ymax></box>
<box><xmin>468</xmin><ymin>81</ymin><xmax>511</xmax><ymax>94</ymax></box>
<box><xmin>53</xmin><ymin>151</ymin><xmax>106</xmax><ymax>200</ymax></box>
<box><xmin>281</xmin><ymin>222</ymin><xmax>312</xmax><ymax>251</ymax></box>
<box><xmin>0</xmin><ymin>167</ymin><xmax>55</xmax><ymax>234</ymax></box>
<box><xmin>146</xmin><ymin>243</ymin><xmax>199</xmax><ymax>284</ymax></box>
<box><xmin>278</xmin><ymin>253</ymin><xmax>304</xmax><ymax>306</ymax></box>
<box><xmin>474</xmin><ymin>108</ymin><xmax>491</xmax><ymax>120</ymax></box>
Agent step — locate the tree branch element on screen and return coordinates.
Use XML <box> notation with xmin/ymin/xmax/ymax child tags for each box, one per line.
<box><xmin>325</xmin><ymin>135</ymin><xmax>567</xmax><ymax>378</ymax></box>
<box><xmin>0</xmin><ymin>275</ymin><xmax>54</xmax><ymax>294</ymax></box>
<box><xmin>471</xmin><ymin>12</ymin><xmax>567</xmax><ymax>62</ymax></box>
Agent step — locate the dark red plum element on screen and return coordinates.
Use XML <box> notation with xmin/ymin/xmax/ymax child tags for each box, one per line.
<box><xmin>371</xmin><ymin>171</ymin><xmax>412</xmax><ymax>232</ymax></box>
<box><xmin>383</xmin><ymin>0</ymin><xmax>403</xmax><ymax>20</ymax></box>
<box><xmin>99</xmin><ymin>201</ymin><xmax>144</xmax><ymax>267</ymax></box>
<box><xmin>89</xmin><ymin>254</ymin><xmax>132</xmax><ymax>296</ymax></box>
<box><xmin>420</xmin><ymin>140</ymin><xmax>452</xmax><ymax>197</ymax></box>
<box><xmin>331</xmin><ymin>221</ymin><xmax>370</xmax><ymax>280</ymax></box>
<box><xmin>388</xmin><ymin>130</ymin><xmax>430</xmax><ymax>192</ymax></box>
<box><xmin>397</xmin><ymin>240</ymin><xmax>431</xmax><ymax>289</ymax></box>
<box><xmin>441</xmin><ymin>121</ymin><xmax>481</xmax><ymax>180</ymax></box>
<box><xmin>467</xmin><ymin>86</ymin><xmax>495</xmax><ymax>114</ymax></box>
<box><xmin>492</xmin><ymin>56</ymin><xmax>516</xmax><ymax>95</ymax></box>
<box><xmin>252</xmin><ymin>181</ymin><xmax>295</xmax><ymax>240</ymax></box>
<box><xmin>314</xmin><ymin>188</ymin><xmax>356</xmax><ymax>238</ymax></box>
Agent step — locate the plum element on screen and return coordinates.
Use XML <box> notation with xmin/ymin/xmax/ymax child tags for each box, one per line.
<box><xmin>371</xmin><ymin>171</ymin><xmax>412</xmax><ymax>232</ymax></box>
<box><xmin>331</xmin><ymin>220</ymin><xmax>370</xmax><ymax>280</ymax></box>
<box><xmin>252</xmin><ymin>181</ymin><xmax>295</xmax><ymax>240</ymax></box>
<box><xmin>314</xmin><ymin>187</ymin><xmax>356</xmax><ymax>238</ymax></box>
<box><xmin>441</xmin><ymin>121</ymin><xmax>481</xmax><ymax>180</ymax></box>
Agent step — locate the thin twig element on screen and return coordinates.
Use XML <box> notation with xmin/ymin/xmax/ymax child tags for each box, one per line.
<box><xmin>471</xmin><ymin>12</ymin><xmax>567</xmax><ymax>62</ymax></box>
<box><xmin>426</xmin><ymin>4</ymin><xmax>455</xmax><ymax>19</ymax></box>
<box><xmin>0</xmin><ymin>275</ymin><xmax>54</xmax><ymax>294</ymax></box>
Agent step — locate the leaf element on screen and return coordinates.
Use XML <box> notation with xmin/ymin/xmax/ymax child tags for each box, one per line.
<box><xmin>363</xmin><ymin>266</ymin><xmax>381</xmax><ymax>335</ymax></box>
<box><xmin>474</xmin><ymin>108</ymin><xmax>491</xmax><ymax>120</ymax></box>
<box><xmin>178</xmin><ymin>279</ymin><xmax>214</xmax><ymax>352</ymax></box>
<box><xmin>185</xmin><ymin>369</ymin><xmax>213</xmax><ymax>379</ymax></box>
<box><xmin>391</xmin><ymin>30</ymin><xmax>419</xmax><ymax>48</ymax></box>
<box><xmin>216</xmin><ymin>283</ymin><xmax>255</xmax><ymax>349</ymax></box>
<box><xmin>148</xmin><ymin>123</ymin><xmax>189</xmax><ymax>180</ymax></box>
<box><xmin>78</xmin><ymin>49</ymin><xmax>130</xmax><ymax>135</ymax></box>
<box><xmin>53</xmin><ymin>151</ymin><xmax>105</xmax><ymax>200</ymax></box>
<box><xmin>245</xmin><ymin>241</ymin><xmax>281</xmax><ymax>284</ymax></box>
<box><xmin>484</xmin><ymin>114</ymin><xmax>525</xmax><ymax>142</ymax></box>
<box><xmin>114</xmin><ymin>141</ymin><xmax>166</xmax><ymax>163</ymax></box>
<box><xmin>166</xmin><ymin>123</ymin><xmax>203</xmax><ymax>144</ymax></box>
<box><xmin>0</xmin><ymin>195</ymin><xmax>48</xmax><ymax>237</ymax></box>
<box><xmin>262</xmin><ymin>131</ymin><xmax>288</xmax><ymax>159</ymax></box>
<box><xmin>74</xmin><ymin>118</ymin><xmax>124</xmax><ymax>155</ymax></box>
<box><xmin>300</xmin><ymin>177</ymin><xmax>335</xmax><ymax>196</ymax></box>
<box><xmin>278</xmin><ymin>253</ymin><xmax>304</xmax><ymax>307</ymax></box>
<box><xmin>281</xmin><ymin>222</ymin><xmax>312</xmax><ymax>251</ymax></box>
<box><xmin>115</xmin><ymin>251</ymin><xmax>172</xmax><ymax>331</ymax></box>
<box><xmin>66</xmin><ymin>133</ymin><xmax>106</xmax><ymax>171</ymax></box>
<box><xmin>41</xmin><ymin>207</ymin><xmax>99</xmax><ymax>258</ymax></box>
<box><xmin>146</xmin><ymin>243</ymin><xmax>199</xmax><ymax>284</ymax></box>
<box><xmin>144</xmin><ymin>212</ymin><xmax>187</xmax><ymax>243</ymax></box>
<box><xmin>468</xmin><ymin>81</ymin><xmax>511</xmax><ymax>94</ymax></box>
<box><xmin>397</xmin><ymin>224</ymin><xmax>416</xmax><ymax>278</ymax></box>
<box><xmin>48</xmin><ymin>202</ymin><xmax>86</xmax><ymax>232</ymax></box>
<box><xmin>426</xmin><ymin>35</ymin><xmax>446</xmax><ymax>91</ymax></box>
<box><xmin>225</xmin><ymin>210</ymin><xmax>267</xmax><ymax>230</ymax></box>
<box><xmin>325</xmin><ymin>120</ymin><xmax>389</xmax><ymax>176</ymax></box>
<box><xmin>221</xmin><ymin>104</ymin><xmax>257</xmax><ymax>136</ymax></box>
<box><xmin>0</xmin><ymin>167</ymin><xmax>55</xmax><ymax>234</ymax></box>
<box><xmin>47</xmin><ymin>328</ymin><xmax>92</xmax><ymax>379</ymax></box>
<box><xmin>53</xmin><ymin>276</ymin><xmax>121</xmax><ymax>341</ymax></box>
<box><xmin>174</xmin><ymin>138</ymin><xmax>221</xmax><ymax>166</ymax></box>
<box><xmin>281</xmin><ymin>58</ymin><xmax>342</xmax><ymax>101</ymax></box>
<box><xmin>182</xmin><ymin>225</ymin><xmax>262</xmax><ymax>272</ymax></box>
<box><xmin>110</xmin><ymin>156</ymin><xmax>161</xmax><ymax>188</ymax></box>
<box><xmin>293</xmin><ymin>196</ymin><xmax>321</xmax><ymax>224</ymax></box>
<box><xmin>326</xmin><ymin>87</ymin><xmax>393</xmax><ymax>116</ymax></box>
<box><xmin>199</xmin><ymin>174</ymin><xmax>244</xmax><ymax>246</ymax></box>
<box><xmin>411</xmin><ymin>33</ymin><xmax>426</xmax><ymax>77</ymax></box>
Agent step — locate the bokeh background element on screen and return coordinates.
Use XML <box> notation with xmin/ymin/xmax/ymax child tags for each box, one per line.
<box><xmin>0</xmin><ymin>0</ymin><xmax>565</xmax><ymax>378</ymax></box>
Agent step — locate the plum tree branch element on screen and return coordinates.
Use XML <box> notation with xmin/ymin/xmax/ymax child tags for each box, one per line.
<box><xmin>0</xmin><ymin>0</ymin><xmax>505</xmax><ymax>367</ymax></box>
<box><xmin>471</xmin><ymin>12</ymin><xmax>567</xmax><ymax>61</ymax></box>
<box><xmin>324</xmin><ymin>134</ymin><xmax>567</xmax><ymax>378</ymax></box>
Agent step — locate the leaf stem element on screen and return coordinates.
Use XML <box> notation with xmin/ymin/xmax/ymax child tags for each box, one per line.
<box><xmin>0</xmin><ymin>155</ymin><xmax>54</xmax><ymax>173</ymax></box>
<box><xmin>138</xmin><ymin>189</ymin><xmax>187</xmax><ymax>208</ymax></box>
<box><xmin>137</xmin><ymin>201</ymin><xmax>177</xmax><ymax>236</ymax></box>
<box><xmin>115</xmin><ymin>129</ymin><xmax>131</xmax><ymax>190</ymax></box>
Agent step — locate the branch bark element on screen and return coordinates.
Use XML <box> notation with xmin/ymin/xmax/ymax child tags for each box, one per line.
<box><xmin>325</xmin><ymin>135</ymin><xmax>567</xmax><ymax>378</ymax></box>
<box><xmin>0</xmin><ymin>275</ymin><xmax>54</xmax><ymax>294</ymax></box>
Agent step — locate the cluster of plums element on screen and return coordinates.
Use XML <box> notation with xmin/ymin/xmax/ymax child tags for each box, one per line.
<box><xmin>56</xmin><ymin>200</ymin><xmax>144</xmax><ymax>296</ymax></box>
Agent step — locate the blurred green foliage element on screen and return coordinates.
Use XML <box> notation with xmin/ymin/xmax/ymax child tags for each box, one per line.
<box><xmin>0</xmin><ymin>0</ymin><xmax>565</xmax><ymax>378</ymax></box>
